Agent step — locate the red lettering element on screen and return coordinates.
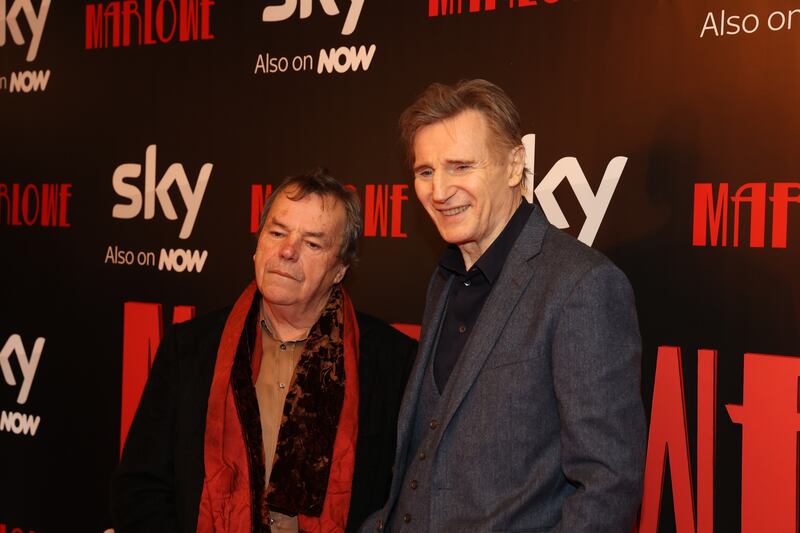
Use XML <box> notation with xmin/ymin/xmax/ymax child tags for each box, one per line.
<box><xmin>390</xmin><ymin>184</ymin><xmax>408</xmax><ymax>238</ymax></box>
<box><xmin>515</xmin><ymin>0</ymin><xmax>537</xmax><ymax>6</ymax></box>
<box><xmin>179</xmin><ymin>0</ymin><xmax>199</xmax><ymax>41</ymax></box>
<box><xmin>250</xmin><ymin>184</ymin><xmax>273</xmax><ymax>234</ymax></box>
<box><xmin>696</xmin><ymin>349</ymin><xmax>716</xmax><ymax>533</ymax></box>
<box><xmin>0</xmin><ymin>183</ymin><xmax>10</xmax><ymax>225</ymax></box>
<box><xmin>692</xmin><ymin>183</ymin><xmax>728</xmax><ymax>246</ymax></box>
<box><xmin>390</xmin><ymin>323</ymin><xmax>420</xmax><ymax>340</ymax></box>
<box><xmin>732</xmin><ymin>183</ymin><xmax>766</xmax><ymax>248</ymax></box>
<box><xmin>364</xmin><ymin>184</ymin><xmax>389</xmax><ymax>237</ymax></box>
<box><xmin>119</xmin><ymin>302</ymin><xmax>196</xmax><ymax>455</ymax></box>
<box><xmin>104</xmin><ymin>2</ymin><xmax>122</xmax><ymax>47</ymax></box>
<box><xmin>726</xmin><ymin>354</ymin><xmax>800</xmax><ymax>533</ymax></box>
<box><xmin>144</xmin><ymin>0</ymin><xmax>156</xmax><ymax>44</ymax></box>
<box><xmin>638</xmin><ymin>346</ymin><xmax>697</xmax><ymax>533</ymax></box>
<box><xmin>470</xmin><ymin>0</ymin><xmax>495</xmax><ymax>11</ymax></box>
<box><xmin>58</xmin><ymin>184</ymin><xmax>72</xmax><ymax>227</ymax></box>
<box><xmin>200</xmin><ymin>0</ymin><xmax>214</xmax><ymax>39</ymax></box>
<box><xmin>156</xmin><ymin>0</ymin><xmax>178</xmax><ymax>42</ymax></box>
<box><xmin>769</xmin><ymin>182</ymin><xmax>800</xmax><ymax>248</ymax></box>
<box><xmin>40</xmin><ymin>184</ymin><xmax>57</xmax><ymax>227</ymax></box>
<box><xmin>429</xmin><ymin>0</ymin><xmax>457</xmax><ymax>16</ymax></box>
<box><xmin>21</xmin><ymin>184</ymin><xmax>39</xmax><ymax>226</ymax></box>
<box><xmin>85</xmin><ymin>5</ymin><xmax>104</xmax><ymax>49</ymax></box>
<box><xmin>122</xmin><ymin>0</ymin><xmax>142</xmax><ymax>46</ymax></box>
<box><xmin>120</xmin><ymin>302</ymin><xmax>164</xmax><ymax>455</ymax></box>
<box><xmin>11</xmin><ymin>184</ymin><xmax>21</xmax><ymax>225</ymax></box>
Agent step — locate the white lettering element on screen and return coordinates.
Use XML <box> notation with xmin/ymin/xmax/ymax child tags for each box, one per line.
<box><xmin>158</xmin><ymin>248</ymin><xmax>208</xmax><ymax>273</ymax></box>
<box><xmin>8</xmin><ymin>68</ymin><xmax>49</xmax><ymax>92</ymax></box>
<box><xmin>0</xmin><ymin>410</ymin><xmax>41</xmax><ymax>436</ymax></box>
<box><xmin>262</xmin><ymin>0</ymin><xmax>363</xmax><ymax>35</ymax></box>
<box><xmin>317</xmin><ymin>44</ymin><xmax>375</xmax><ymax>74</ymax></box>
<box><xmin>0</xmin><ymin>0</ymin><xmax>50</xmax><ymax>61</ymax></box>
<box><xmin>521</xmin><ymin>134</ymin><xmax>626</xmax><ymax>246</ymax></box>
<box><xmin>111</xmin><ymin>144</ymin><xmax>212</xmax><ymax>239</ymax></box>
<box><xmin>0</xmin><ymin>334</ymin><xmax>44</xmax><ymax>404</ymax></box>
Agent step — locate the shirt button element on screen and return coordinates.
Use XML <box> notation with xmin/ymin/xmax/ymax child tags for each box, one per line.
<box><xmin>463</xmin><ymin>279</ymin><xmax>471</xmax><ymax>287</ymax></box>
<box><xmin>418</xmin><ymin>451</ymin><xmax>427</xmax><ymax>461</ymax></box>
<box><xmin>429</xmin><ymin>419</ymin><xmax>439</xmax><ymax>430</ymax></box>
<box><xmin>458</xmin><ymin>325</ymin><xmax>466</xmax><ymax>334</ymax></box>
<box><xmin>410</xmin><ymin>479</ymin><xmax>418</xmax><ymax>489</ymax></box>
<box><xmin>403</xmin><ymin>513</ymin><xmax>412</xmax><ymax>523</ymax></box>
<box><xmin>376</xmin><ymin>519</ymin><xmax>384</xmax><ymax>531</ymax></box>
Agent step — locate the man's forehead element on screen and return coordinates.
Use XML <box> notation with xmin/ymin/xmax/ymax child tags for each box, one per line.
<box><xmin>413</xmin><ymin>110</ymin><xmax>493</xmax><ymax>159</ymax></box>
<box><xmin>268</xmin><ymin>191</ymin><xmax>344</xmax><ymax>233</ymax></box>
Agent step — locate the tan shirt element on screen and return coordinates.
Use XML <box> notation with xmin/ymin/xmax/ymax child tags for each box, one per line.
<box><xmin>254</xmin><ymin>321</ymin><xmax>305</xmax><ymax>533</ymax></box>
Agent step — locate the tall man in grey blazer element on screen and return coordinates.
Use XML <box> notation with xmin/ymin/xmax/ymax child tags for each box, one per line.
<box><xmin>364</xmin><ymin>80</ymin><xmax>646</xmax><ymax>532</ymax></box>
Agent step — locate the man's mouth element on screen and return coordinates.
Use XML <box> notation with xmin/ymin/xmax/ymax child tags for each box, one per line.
<box><xmin>269</xmin><ymin>269</ymin><xmax>299</xmax><ymax>281</ymax></box>
<box><xmin>439</xmin><ymin>205</ymin><xmax>469</xmax><ymax>216</ymax></box>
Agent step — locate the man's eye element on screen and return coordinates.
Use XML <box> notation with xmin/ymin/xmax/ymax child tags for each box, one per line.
<box><xmin>417</xmin><ymin>169</ymin><xmax>433</xmax><ymax>179</ymax></box>
<box><xmin>455</xmin><ymin>164</ymin><xmax>472</xmax><ymax>172</ymax></box>
<box><xmin>269</xmin><ymin>231</ymin><xmax>284</xmax><ymax>237</ymax></box>
<box><xmin>306</xmin><ymin>241</ymin><xmax>321</xmax><ymax>250</ymax></box>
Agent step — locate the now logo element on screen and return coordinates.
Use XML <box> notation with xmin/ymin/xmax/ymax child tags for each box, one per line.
<box><xmin>9</xmin><ymin>69</ymin><xmax>49</xmax><ymax>92</ymax></box>
<box><xmin>522</xmin><ymin>134</ymin><xmax>627</xmax><ymax>246</ymax></box>
<box><xmin>158</xmin><ymin>248</ymin><xmax>208</xmax><ymax>273</ymax></box>
<box><xmin>0</xmin><ymin>410</ymin><xmax>40</xmax><ymax>436</ymax></box>
<box><xmin>317</xmin><ymin>44</ymin><xmax>375</xmax><ymax>74</ymax></box>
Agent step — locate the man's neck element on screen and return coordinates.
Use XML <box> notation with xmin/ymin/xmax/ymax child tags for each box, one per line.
<box><xmin>459</xmin><ymin>195</ymin><xmax>522</xmax><ymax>270</ymax></box>
<box><xmin>261</xmin><ymin>294</ymin><xmax>330</xmax><ymax>342</ymax></box>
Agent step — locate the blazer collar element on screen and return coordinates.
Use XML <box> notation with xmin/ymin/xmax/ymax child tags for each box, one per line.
<box><xmin>388</xmin><ymin>206</ymin><xmax>550</xmax><ymax>508</ymax></box>
<box><xmin>425</xmin><ymin>206</ymin><xmax>550</xmax><ymax>452</ymax></box>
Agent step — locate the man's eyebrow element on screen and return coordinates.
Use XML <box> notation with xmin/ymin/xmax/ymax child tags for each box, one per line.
<box><xmin>445</xmin><ymin>158</ymin><xmax>476</xmax><ymax>166</ymax></box>
<box><xmin>269</xmin><ymin>218</ymin><xmax>327</xmax><ymax>240</ymax></box>
<box><xmin>269</xmin><ymin>219</ymin><xmax>289</xmax><ymax>230</ymax></box>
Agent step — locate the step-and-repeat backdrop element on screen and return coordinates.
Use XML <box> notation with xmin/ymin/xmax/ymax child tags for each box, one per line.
<box><xmin>2</xmin><ymin>1</ymin><xmax>799</xmax><ymax>531</ymax></box>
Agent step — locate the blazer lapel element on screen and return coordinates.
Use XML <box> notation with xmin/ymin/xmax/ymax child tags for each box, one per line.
<box><xmin>432</xmin><ymin>208</ymin><xmax>550</xmax><ymax>450</ymax></box>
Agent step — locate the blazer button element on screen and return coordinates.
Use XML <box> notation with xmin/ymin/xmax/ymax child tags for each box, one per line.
<box><xmin>376</xmin><ymin>519</ymin><xmax>384</xmax><ymax>531</ymax></box>
<box><xmin>403</xmin><ymin>513</ymin><xmax>412</xmax><ymax>523</ymax></box>
<box><xmin>418</xmin><ymin>451</ymin><xmax>426</xmax><ymax>460</ymax></box>
<box><xmin>429</xmin><ymin>419</ymin><xmax>439</xmax><ymax>430</ymax></box>
<box><xmin>410</xmin><ymin>479</ymin><xmax>418</xmax><ymax>489</ymax></box>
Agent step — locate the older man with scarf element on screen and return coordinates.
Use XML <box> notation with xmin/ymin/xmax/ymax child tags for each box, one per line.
<box><xmin>111</xmin><ymin>169</ymin><xmax>417</xmax><ymax>533</ymax></box>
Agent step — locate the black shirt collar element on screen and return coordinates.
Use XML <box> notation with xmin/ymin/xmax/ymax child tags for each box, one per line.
<box><xmin>439</xmin><ymin>199</ymin><xmax>533</xmax><ymax>284</ymax></box>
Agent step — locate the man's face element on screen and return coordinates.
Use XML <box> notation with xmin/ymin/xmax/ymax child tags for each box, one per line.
<box><xmin>254</xmin><ymin>189</ymin><xmax>347</xmax><ymax>313</ymax></box>
<box><xmin>412</xmin><ymin>109</ymin><xmax>523</xmax><ymax>264</ymax></box>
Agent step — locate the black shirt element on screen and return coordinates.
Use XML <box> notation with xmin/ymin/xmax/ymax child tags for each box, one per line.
<box><xmin>433</xmin><ymin>200</ymin><xmax>534</xmax><ymax>392</ymax></box>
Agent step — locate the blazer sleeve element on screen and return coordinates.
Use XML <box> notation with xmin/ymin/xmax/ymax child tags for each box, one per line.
<box><xmin>550</xmin><ymin>262</ymin><xmax>646</xmax><ymax>533</ymax></box>
<box><xmin>110</xmin><ymin>326</ymin><xmax>180</xmax><ymax>533</ymax></box>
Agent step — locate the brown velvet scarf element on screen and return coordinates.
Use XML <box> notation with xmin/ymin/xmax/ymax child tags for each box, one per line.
<box><xmin>198</xmin><ymin>281</ymin><xmax>360</xmax><ymax>533</ymax></box>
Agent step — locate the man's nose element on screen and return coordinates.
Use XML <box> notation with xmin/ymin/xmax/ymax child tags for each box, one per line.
<box><xmin>431</xmin><ymin>172</ymin><xmax>452</xmax><ymax>203</ymax></box>
<box><xmin>279</xmin><ymin>237</ymin><xmax>300</xmax><ymax>261</ymax></box>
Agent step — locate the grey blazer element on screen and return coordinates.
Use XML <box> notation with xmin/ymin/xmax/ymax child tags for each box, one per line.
<box><xmin>364</xmin><ymin>207</ymin><xmax>646</xmax><ymax>532</ymax></box>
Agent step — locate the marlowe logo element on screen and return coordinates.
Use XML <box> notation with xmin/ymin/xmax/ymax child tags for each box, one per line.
<box><xmin>522</xmin><ymin>134</ymin><xmax>626</xmax><ymax>246</ymax></box>
<box><xmin>0</xmin><ymin>334</ymin><xmax>43</xmax><ymax>405</ymax></box>
<box><xmin>112</xmin><ymin>144</ymin><xmax>212</xmax><ymax>239</ymax></box>
<box><xmin>0</xmin><ymin>0</ymin><xmax>50</xmax><ymax>61</ymax></box>
<box><xmin>263</xmin><ymin>0</ymin><xmax>363</xmax><ymax>35</ymax></box>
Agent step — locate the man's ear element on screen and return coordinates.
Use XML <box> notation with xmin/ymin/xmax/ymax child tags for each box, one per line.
<box><xmin>334</xmin><ymin>264</ymin><xmax>348</xmax><ymax>284</ymax></box>
<box><xmin>507</xmin><ymin>144</ymin><xmax>525</xmax><ymax>188</ymax></box>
